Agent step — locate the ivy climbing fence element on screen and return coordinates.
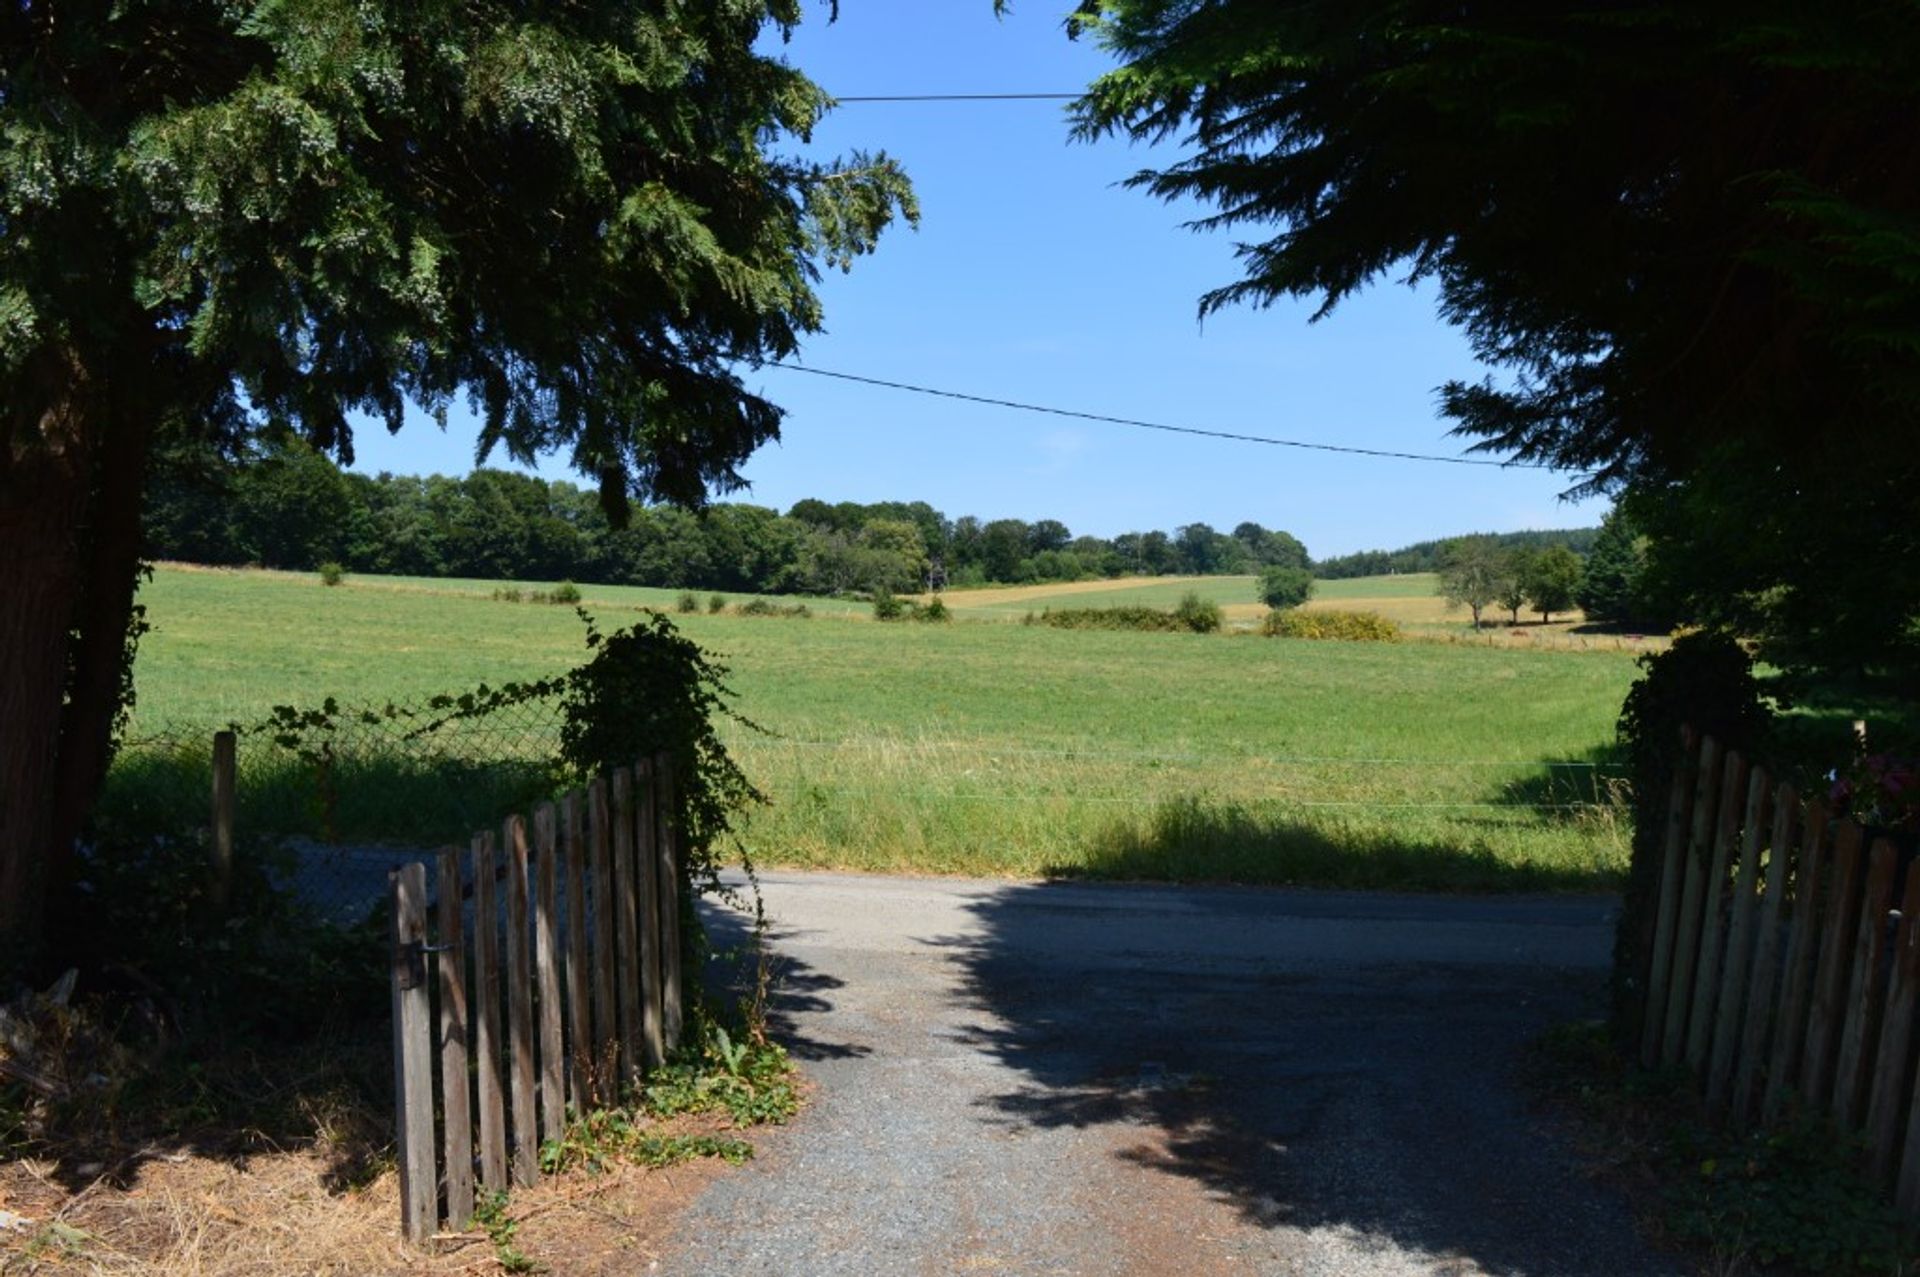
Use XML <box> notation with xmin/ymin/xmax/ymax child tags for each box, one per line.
<box><xmin>389</xmin><ymin>758</ymin><xmax>687</xmax><ymax>1241</ymax></box>
<box><xmin>1639</xmin><ymin>728</ymin><xmax>1920</xmax><ymax>1212</ymax></box>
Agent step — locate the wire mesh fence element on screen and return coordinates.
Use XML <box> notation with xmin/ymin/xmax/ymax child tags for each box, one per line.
<box><xmin>104</xmin><ymin>692</ymin><xmax>566</xmax><ymax>928</ymax></box>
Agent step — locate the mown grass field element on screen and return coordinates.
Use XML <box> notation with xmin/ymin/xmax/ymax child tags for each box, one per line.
<box><xmin>123</xmin><ymin>564</ymin><xmax>1647</xmax><ymax>890</ymax></box>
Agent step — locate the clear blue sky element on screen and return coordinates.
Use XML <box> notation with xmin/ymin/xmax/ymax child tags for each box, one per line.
<box><xmin>342</xmin><ymin>4</ymin><xmax>1606</xmax><ymax>559</ymax></box>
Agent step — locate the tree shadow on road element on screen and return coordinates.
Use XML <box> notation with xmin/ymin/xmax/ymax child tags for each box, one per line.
<box><xmin>702</xmin><ymin>899</ymin><xmax>870</xmax><ymax>1062</ymax></box>
<box><xmin>929</xmin><ymin>880</ymin><xmax>1667</xmax><ymax>1276</ymax></box>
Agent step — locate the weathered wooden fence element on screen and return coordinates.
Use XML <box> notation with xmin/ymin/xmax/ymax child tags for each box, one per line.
<box><xmin>1640</xmin><ymin>729</ymin><xmax>1920</xmax><ymax>1211</ymax></box>
<box><xmin>388</xmin><ymin>757</ymin><xmax>686</xmax><ymax>1240</ymax></box>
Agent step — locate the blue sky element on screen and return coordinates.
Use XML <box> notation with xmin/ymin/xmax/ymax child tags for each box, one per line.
<box><xmin>343</xmin><ymin>4</ymin><xmax>1607</xmax><ymax>559</ymax></box>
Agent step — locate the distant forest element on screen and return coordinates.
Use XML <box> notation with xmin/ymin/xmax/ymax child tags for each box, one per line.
<box><xmin>144</xmin><ymin>439</ymin><xmax>1315</xmax><ymax>596</ymax></box>
<box><xmin>1313</xmin><ymin>527</ymin><xmax>1600</xmax><ymax>579</ymax></box>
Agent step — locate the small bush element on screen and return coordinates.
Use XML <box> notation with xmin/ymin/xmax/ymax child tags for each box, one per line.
<box><xmin>550</xmin><ymin>580</ymin><xmax>582</xmax><ymax>605</ymax></box>
<box><xmin>317</xmin><ymin>562</ymin><xmax>346</xmax><ymax>587</ymax></box>
<box><xmin>707</xmin><ymin>593</ymin><xmax>727</xmax><ymax>614</ymax></box>
<box><xmin>737</xmin><ymin>599</ymin><xmax>810</xmax><ymax>619</ymax></box>
<box><xmin>1261</xmin><ymin>609</ymin><xmax>1401</xmax><ymax>642</ymax></box>
<box><xmin>675</xmin><ymin>590</ymin><xmax>700</xmax><ymax>614</ymax></box>
<box><xmin>1258</xmin><ymin>565</ymin><xmax>1314</xmax><ymax>610</ymax></box>
<box><xmin>492</xmin><ymin>586</ymin><xmax>525</xmax><ymax>603</ymax></box>
<box><xmin>1028</xmin><ymin>606</ymin><xmax>1186</xmax><ymax>632</ymax></box>
<box><xmin>872</xmin><ymin>588</ymin><xmax>908</xmax><ymax>622</ymax></box>
<box><xmin>1173</xmin><ymin>591</ymin><xmax>1223</xmax><ymax>633</ymax></box>
<box><xmin>917</xmin><ymin>597</ymin><xmax>952</xmax><ymax>623</ymax></box>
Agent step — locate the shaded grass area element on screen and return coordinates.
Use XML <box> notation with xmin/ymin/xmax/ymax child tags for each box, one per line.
<box><xmin>125</xmin><ymin>564</ymin><xmax>1645</xmax><ymax>891</ymax></box>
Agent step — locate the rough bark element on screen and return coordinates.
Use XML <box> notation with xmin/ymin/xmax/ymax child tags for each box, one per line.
<box><xmin>0</xmin><ymin>356</ymin><xmax>98</xmax><ymax>963</ymax></box>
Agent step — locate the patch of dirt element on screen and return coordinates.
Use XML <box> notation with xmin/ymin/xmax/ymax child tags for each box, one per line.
<box><xmin>0</xmin><ymin>1114</ymin><xmax>778</xmax><ymax>1276</ymax></box>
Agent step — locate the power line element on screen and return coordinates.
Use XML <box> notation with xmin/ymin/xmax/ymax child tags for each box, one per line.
<box><xmin>833</xmin><ymin>92</ymin><xmax>1080</xmax><ymax>102</ymax></box>
<box><xmin>764</xmin><ymin>363</ymin><xmax>1555</xmax><ymax>471</ymax></box>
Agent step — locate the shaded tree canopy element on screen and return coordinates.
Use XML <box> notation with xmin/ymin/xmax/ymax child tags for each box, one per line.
<box><xmin>1072</xmin><ymin>1</ymin><xmax>1920</xmax><ymax>676</ymax></box>
<box><xmin>0</xmin><ymin>0</ymin><xmax>918</xmax><ymax>954</ymax></box>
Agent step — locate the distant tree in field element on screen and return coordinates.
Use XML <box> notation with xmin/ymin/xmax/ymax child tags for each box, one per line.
<box><xmin>980</xmin><ymin>519</ymin><xmax>1031</xmax><ymax>582</ymax></box>
<box><xmin>1233</xmin><ymin>522</ymin><xmax>1310</xmax><ymax>571</ymax></box>
<box><xmin>1496</xmin><ymin>548</ymin><xmax>1535</xmax><ymax>625</ymax></box>
<box><xmin>1258</xmin><ymin>565</ymin><xmax>1314</xmax><ymax>611</ymax></box>
<box><xmin>1028</xmin><ymin>519</ymin><xmax>1073</xmax><ymax>555</ymax></box>
<box><xmin>1578</xmin><ymin>508</ymin><xmax>1647</xmax><ymax>624</ymax></box>
<box><xmin>1525</xmin><ymin>546</ymin><xmax>1586</xmax><ymax>624</ymax></box>
<box><xmin>1437</xmin><ymin>537</ymin><xmax>1507</xmax><ymax>630</ymax></box>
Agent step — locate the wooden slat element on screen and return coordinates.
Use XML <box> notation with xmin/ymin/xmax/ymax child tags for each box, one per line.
<box><xmin>1641</xmin><ymin>728</ymin><xmax>1700</xmax><ymax>1067</ymax></box>
<box><xmin>1834</xmin><ymin>838</ymin><xmax>1900</xmax><ymax>1130</ymax></box>
<box><xmin>1732</xmin><ymin>783</ymin><xmax>1798</xmax><ymax>1129</ymax></box>
<box><xmin>611</xmin><ymin>767</ymin><xmax>643</xmax><ymax>1087</ymax></box>
<box><xmin>533</xmin><ymin>803</ymin><xmax>566</xmax><ymax>1144</ymax></box>
<box><xmin>471</xmin><ymin>831</ymin><xmax>507</xmax><ymax>1191</ymax></box>
<box><xmin>389</xmin><ymin>863</ymin><xmax>436</xmax><ymax>1242</ymax></box>
<box><xmin>561</xmin><ymin>791</ymin><xmax>592</xmax><ymax>1112</ymax></box>
<box><xmin>1802</xmin><ymin>820</ymin><xmax>1867</xmax><ymax>1111</ymax></box>
<box><xmin>635</xmin><ymin>758</ymin><xmax>666</xmax><ymax>1070</ymax></box>
<box><xmin>1867</xmin><ymin>869</ymin><xmax>1920</xmax><ymax>1184</ymax></box>
<box><xmin>1707</xmin><ymin>764</ymin><xmax>1771</xmax><ymax>1113</ymax></box>
<box><xmin>504</xmin><ymin>815</ymin><xmax>538</xmax><ymax>1187</ymax></box>
<box><xmin>587</xmin><ymin>777</ymin><xmax>617</xmax><ymax>1098</ymax></box>
<box><xmin>436</xmin><ymin>845</ymin><xmax>474</xmax><ymax>1228</ymax></box>
<box><xmin>657</xmin><ymin>754</ymin><xmax>684</xmax><ymax>1052</ymax></box>
<box><xmin>1686</xmin><ymin>747</ymin><xmax>1749</xmax><ymax>1069</ymax></box>
<box><xmin>1764</xmin><ymin>800</ymin><xmax>1831</xmax><ymax>1123</ymax></box>
<box><xmin>1663</xmin><ymin>736</ymin><xmax>1724</xmax><ymax>1065</ymax></box>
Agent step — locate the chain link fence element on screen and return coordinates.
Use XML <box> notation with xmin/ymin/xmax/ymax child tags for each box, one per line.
<box><xmin>102</xmin><ymin>692</ymin><xmax>566</xmax><ymax>927</ymax></box>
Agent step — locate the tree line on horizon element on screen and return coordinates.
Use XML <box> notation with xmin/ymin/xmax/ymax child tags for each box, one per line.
<box><xmin>144</xmin><ymin>437</ymin><xmax>1325</xmax><ymax>595</ymax></box>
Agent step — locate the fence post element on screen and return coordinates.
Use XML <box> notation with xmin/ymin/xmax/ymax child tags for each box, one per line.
<box><xmin>635</xmin><ymin>758</ymin><xmax>666</xmax><ymax>1070</ymax></box>
<box><xmin>533</xmin><ymin>803</ymin><xmax>566</xmax><ymax>1145</ymax></box>
<box><xmin>1663</xmin><ymin>735</ymin><xmax>1723</xmax><ymax>1065</ymax></box>
<box><xmin>436</xmin><ymin>845</ymin><xmax>474</xmax><ymax>1229</ymax></box>
<box><xmin>389</xmin><ymin>863</ymin><xmax>436</xmax><ymax>1243</ymax></box>
<box><xmin>657</xmin><ymin>753</ymin><xmax>684</xmax><ymax>1053</ymax></box>
<box><xmin>611</xmin><ymin>767</ymin><xmax>643</xmax><ymax>1086</ymax></box>
<box><xmin>504</xmin><ymin>815</ymin><xmax>538</xmax><ymax>1188</ymax></box>
<box><xmin>1641</xmin><ymin>727</ymin><xmax>1699</xmax><ymax>1066</ymax></box>
<box><xmin>209</xmin><ymin>730</ymin><xmax>236</xmax><ymax>917</ymax></box>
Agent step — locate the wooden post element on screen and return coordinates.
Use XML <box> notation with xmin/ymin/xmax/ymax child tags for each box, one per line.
<box><xmin>657</xmin><ymin>753</ymin><xmax>684</xmax><ymax>1053</ymax></box>
<box><xmin>1867</xmin><ymin>870</ymin><xmax>1920</xmax><ymax>1184</ymax></box>
<box><xmin>504</xmin><ymin>815</ymin><xmax>538</xmax><ymax>1187</ymax></box>
<box><xmin>436</xmin><ymin>845</ymin><xmax>474</xmax><ymax>1228</ymax></box>
<box><xmin>1641</xmin><ymin>728</ymin><xmax>1699</xmax><ymax>1067</ymax></box>
<box><xmin>533</xmin><ymin>803</ymin><xmax>566</xmax><ymax>1144</ymax></box>
<box><xmin>1833</xmin><ymin>839</ymin><xmax>1899</xmax><ymax>1130</ymax></box>
<box><xmin>209</xmin><ymin>730</ymin><xmax>236</xmax><ymax>916</ymax></box>
<box><xmin>587</xmin><ymin>778</ymin><xmax>617</xmax><ymax>1098</ymax></box>
<box><xmin>635</xmin><ymin>758</ymin><xmax>666</xmax><ymax>1070</ymax></box>
<box><xmin>611</xmin><ymin>767</ymin><xmax>643</xmax><ymax>1087</ymax></box>
<box><xmin>1706</xmin><ymin>766</ymin><xmax>1770</xmax><ymax>1113</ymax></box>
<box><xmin>389</xmin><ymin>864</ymin><xmax>436</xmax><ymax>1243</ymax></box>
<box><xmin>471</xmin><ymin>831</ymin><xmax>507</xmax><ymax>1191</ymax></box>
<box><xmin>1663</xmin><ymin>736</ymin><xmax>1723</xmax><ymax>1065</ymax></box>
<box><xmin>1764</xmin><ymin>800</ymin><xmax>1831</xmax><ymax>1123</ymax></box>
<box><xmin>1802</xmin><ymin>820</ymin><xmax>1867</xmax><ymax>1110</ymax></box>
<box><xmin>1732</xmin><ymin>783</ymin><xmax>1798</xmax><ymax>1129</ymax></box>
<box><xmin>1686</xmin><ymin>749</ymin><xmax>1750</xmax><ymax>1071</ymax></box>
<box><xmin>561</xmin><ymin>791</ymin><xmax>592</xmax><ymax>1112</ymax></box>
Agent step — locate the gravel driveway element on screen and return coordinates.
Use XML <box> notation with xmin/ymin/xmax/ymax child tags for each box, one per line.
<box><xmin>662</xmin><ymin>872</ymin><xmax>1675</xmax><ymax>1277</ymax></box>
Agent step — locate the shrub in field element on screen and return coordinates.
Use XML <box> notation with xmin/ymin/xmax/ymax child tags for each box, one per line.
<box><xmin>1173</xmin><ymin>591</ymin><xmax>1223</xmax><ymax>633</ymax></box>
<box><xmin>492</xmin><ymin>586</ymin><xmax>525</xmax><ymax>603</ymax></box>
<box><xmin>1261</xmin><ymin>609</ymin><xmax>1401</xmax><ymax>642</ymax></box>
<box><xmin>317</xmin><ymin>561</ymin><xmax>346</xmax><ymax>587</ymax></box>
<box><xmin>917</xmin><ymin>596</ymin><xmax>952</xmax><ymax>623</ymax></box>
<box><xmin>1029</xmin><ymin>606</ymin><xmax>1186</xmax><ymax>632</ymax></box>
<box><xmin>550</xmin><ymin>580</ymin><xmax>583</xmax><ymax>605</ymax></box>
<box><xmin>708</xmin><ymin>593</ymin><xmax>728</xmax><ymax>614</ymax></box>
<box><xmin>871</xmin><ymin>588</ymin><xmax>908</xmax><ymax>621</ymax></box>
<box><xmin>676</xmin><ymin>590</ymin><xmax>700</xmax><ymax>613</ymax></box>
<box><xmin>737</xmin><ymin>599</ymin><xmax>810</xmax><ymax>619</ymax></box>
<box><xmin>1612</xmin><ymin>629</ymin><xmax>1773</xmax><ymax>1044</ymax></box>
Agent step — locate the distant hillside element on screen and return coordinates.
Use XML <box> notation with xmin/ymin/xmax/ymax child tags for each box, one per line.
<box><xmin>1314</xmin><ymin>528</ymin><xmax>1600</xmax><ymax>580</ymax></box>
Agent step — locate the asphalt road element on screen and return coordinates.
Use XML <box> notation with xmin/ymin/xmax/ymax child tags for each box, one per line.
<box><xmin>660</xmin><ymin>872</ymin><xmax>1675</xmax><ymax>1276</ymax></box>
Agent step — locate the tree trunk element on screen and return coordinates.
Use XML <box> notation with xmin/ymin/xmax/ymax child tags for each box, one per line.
<box><xmin>0</xmin><ymin>373</ymin><xmax>96</xmax><ymax>964</ymax></box>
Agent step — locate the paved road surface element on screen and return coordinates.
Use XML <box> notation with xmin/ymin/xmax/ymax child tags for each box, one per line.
<box><xmin>661</xmin><ymin>872</ymin><xmax>1673</xmax><ymax>1276</ymax></box>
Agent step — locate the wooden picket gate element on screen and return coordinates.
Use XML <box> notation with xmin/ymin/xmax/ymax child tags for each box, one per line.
<box><xmin>1641</xmin><ymin>729</ymin><xmax>1920</xmax><ymax>1211</ymax></box>
<box><xmin>388</xmin><ymin>757</ymin><xmax>686</xmax><ymax>1240</ymax></box>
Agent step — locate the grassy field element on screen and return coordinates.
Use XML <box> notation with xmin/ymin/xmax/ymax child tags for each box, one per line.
<box><xmin>122</xmin><ymin>564</ymin><xmax>1646</xmax><ymax>890</ymax></box>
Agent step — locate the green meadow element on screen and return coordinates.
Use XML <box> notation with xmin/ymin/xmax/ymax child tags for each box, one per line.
<box><xmin>122</xmin><ymin>564</ymin><xmax>1646</xmax><ymax>890</ymax></box>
